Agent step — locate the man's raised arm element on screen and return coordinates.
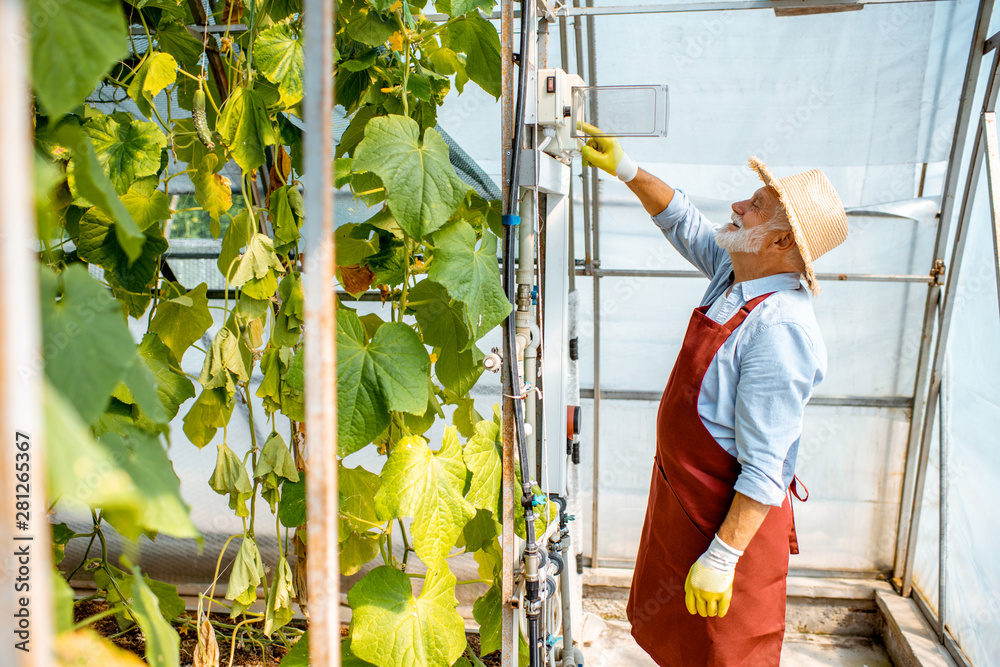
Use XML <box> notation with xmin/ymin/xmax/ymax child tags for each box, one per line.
<box><xmin>579</xmin><ymin>125</ymin><xmax>725</xmax><ymax>278</ymax></box>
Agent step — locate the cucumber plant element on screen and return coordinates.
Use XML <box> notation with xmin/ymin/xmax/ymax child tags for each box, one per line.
<box><xmin>28</xmin><ymin>0</ymin><xmax>546</xmax><ymax>664</ymax></box>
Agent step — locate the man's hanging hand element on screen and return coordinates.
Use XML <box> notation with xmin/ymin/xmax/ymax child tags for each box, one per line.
<box><xmin>684</xmin><ymin>534</ymin><xmax>743</xmax><ymax>618</ymax></box>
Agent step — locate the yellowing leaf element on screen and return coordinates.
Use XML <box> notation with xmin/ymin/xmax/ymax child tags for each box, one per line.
<box><xmin>127</xmin><ymin>52</ymin><xmax>178</xmax><ymax>117</ymax></box>
<box><xmin>192</xmin><ymin>153</ymin><xmax>232</xmax><ymax>223</ymax></box>
<box><xmin>226</xmin><ymin>537</ymin><xmax>265</xmax><ymax>615</ymax></box>
<box><xmin>209</xmin><ymin>443</ymin><xmax>253</xmax><ymax>517</ymax></box>
<box><xmin>255</xmin><ymin>19</ymin><xmax>304</xmax><ymax>106</ymax></box>
<box><xmin>374</xmin><ymin>430</ymin><xmax>473</xmax><ymax>568</ymax></box>
<box><xmin>348</xmin><ymin>565</ymin><xmax>465</xmax><ymax>667</ymax></box>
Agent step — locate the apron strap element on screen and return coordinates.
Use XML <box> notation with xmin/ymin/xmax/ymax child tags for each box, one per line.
<box><xmin>787</xmin><ymin>476</ymin><xmax>808</xmax><ymax>555</ymax></box>
<box><xmin>722</xmin><ymin>292</ymin><xmax>775</xmax><ymax>332</ymax></box>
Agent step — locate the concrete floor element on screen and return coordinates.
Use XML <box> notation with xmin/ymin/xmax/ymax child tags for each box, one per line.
<box><xmin>578</xmin><ymin>614</ymin><xmax>894</xmax><ymax>667</ymax></box>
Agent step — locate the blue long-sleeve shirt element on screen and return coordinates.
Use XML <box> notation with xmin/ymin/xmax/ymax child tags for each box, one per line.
<box><xmin>652</xmin><ymin>189</ymin><xmax>827</xmax><ymax>506</ymax></box>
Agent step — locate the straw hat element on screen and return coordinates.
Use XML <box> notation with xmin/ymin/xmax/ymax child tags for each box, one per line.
<box><xmin>748</xmin><ymin>157</ymin><xmax>848</xmax><ymax>296</ymax></box>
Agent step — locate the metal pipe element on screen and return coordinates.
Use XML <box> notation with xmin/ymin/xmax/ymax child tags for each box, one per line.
<box><xmin>0</xmin><ymin>2</ymin><xmax>54</xmax><ymax>664</ymax></box>
<box><xmin>575</xmin><ymin>268</ymin><xmax>933</xmax><ymax>283</ymax></box>
<box><xmin>580</xmin><ymin>389</ymin><xmax>912</xmax><ymax>408</ymax></box>
<box><xmin>938</xmin><ymin>360</ymin><xmax>949</xmax><ymax>644</ymax></box>
<box><xmin>302</xmin><ymin>0</ymin><xmax>339</xmax><ymax>665</ymax></box>
<box><xmin>571</xmin><ymin>0</ymin><xmax>592</xmax><ymax>274</ymax></box>
<box><xmin>500</xmin><ymin>0</ymin><xmax>517</xmax><ymax>662</ymax></box>
<box><xmin>562</xmin><ymin>0</ymin><xmax>946</xmax><ymax>16</ymax></box>
<box><xmin>901</xmin><ymin>46</ymin><xmax>1000</xmax><ymax>596</ymax></box>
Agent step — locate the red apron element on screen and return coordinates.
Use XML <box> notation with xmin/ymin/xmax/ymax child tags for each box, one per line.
<box><xmin>626</xmin><ymin>294</ymin><xmax>800</xmax><ymax>667</ymax></box>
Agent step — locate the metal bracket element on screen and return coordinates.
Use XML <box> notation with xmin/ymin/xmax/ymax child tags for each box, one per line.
<box><xmin>929</xmin><ymin>259</ymin><xmax>946</xmax><ymax>285</ymax></box>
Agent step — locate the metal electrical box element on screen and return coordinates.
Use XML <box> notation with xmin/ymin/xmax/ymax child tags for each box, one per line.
<box><xmin>536</xmin><ymin>68</ymin><xmax>586</xmax><ymax>161</ymax></box>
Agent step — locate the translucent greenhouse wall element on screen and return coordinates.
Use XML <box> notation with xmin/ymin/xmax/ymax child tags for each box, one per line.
<box><xmin>437</xmin><ymin>0</ymin><xmax>1000</xmax><ymax>665</ymax></box>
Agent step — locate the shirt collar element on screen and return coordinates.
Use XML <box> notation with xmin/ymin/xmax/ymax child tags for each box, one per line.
<box><xmin>730</xmin><ymin>272</ymin><xmax>803</xmax><ymax>300</ymax></box>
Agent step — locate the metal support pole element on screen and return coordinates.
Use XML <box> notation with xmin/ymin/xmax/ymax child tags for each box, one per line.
<box><xmin>500</xmin><ymin>0</ymin><xmax>517</xmax><ymax>663</ymax></box>
<box><xmin>937</xmin><ymin>363</ymin><xmax>949</xmax><ymax>644</ymax></box>
<box><xmin>302</xmin><ymin>0</ymin><xmax>339</xmax><ymax>664</ymax></box>
<box><xmin>901</xmin><ymin>76</ymin><xmax>1000</xmax><ymax>595</ymax></box>
<box><xmin>987</xmin><ymin>112</ymin><xmax>1000</xmax><ymax>324</ymax></box>
<box><xmin>893</xmin><ymin>0</ymin><xmax>996</xmax><ymax>586</ymax></box>
<box><xmin>0</xmin><ymin>1</ymin><xmax>53</xmax><ymax>664</ymax></box>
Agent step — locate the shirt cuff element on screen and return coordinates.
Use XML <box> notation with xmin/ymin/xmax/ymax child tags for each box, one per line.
<box><xmin>733</xmin><ymin>466</ymin><xmax>786</xmax><ymax>507</ymax></box>
<box><xmin>650</xmin><ymin>188</ymin><xmax>692</xmax><ymax>230</ymax></box>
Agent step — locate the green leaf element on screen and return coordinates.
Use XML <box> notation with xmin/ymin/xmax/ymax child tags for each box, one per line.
<box><xmin>182</xmin><ymin>387</ymin><xmax>234</xmax><ymax>447</ymax></box>
<box><xmin>55</xmin><ymin>124</ymin><xmax>146</xmax><ymax>261</ymax></box>
<box><xmin>254</xmin><ymin>432</ymin><xmax>300</xmax><ymax>513</ymax></box>
<box><xmin>258</xmin><ymin>345</ymin><xmax>292</xmax><ymax>414</ymax></box>
<box><xmin>134</xmin><ymin>332</ymin><xmax>195</xmax><ymax>424</ymax></box>
<box><xmin>28</xmin><ymin>0</ymin><xmax>128</xmax><ymax>118</ymax></box>
<box><xmin>199</xmin><ymin>328</ymin><xmax>250</xmax><ymax>394</ymax></box>
<box><xmin>51</xmin><ymin>523</ymin><xmax>76</xmax><ymax>566</ymax></box>
<box><xmin>342</xmin><ymin>636</ymin><xmax>378</xmax><ymax>667</ymax></box>
<box><xmin>348</xmin><ymin>565</ymin><xmax>465</xmax><ymax>667</ymax></box>
<box><xmin>270</xmin><ymin>185</ymin><xmax>303</xmax><ymax>248</ymax></box>
<box><xmin>264</xmin><ymin>555</ymin><xmax>296</xmax><ymax>636</ymax></box>
<box><xmin>435</xmin><ymin>0</ymin><xmax>496</xmax><ymax>16</ymax></box>
<box><xmin>227</xmin><ymin>537</ymin><xmax>266</xmax><ymax>614</ymax></box>
<box><xmin>115</xmin><ymin>351</ymin><xmax>169</xmax><ymax>424</ymax></box>
<box><xmin>40</xmin><ymin>265</ymin><xmax>134</xmax><ymax>424</ymax></box>
<box><xmin>352</xmin><ymin>115</ymin><xmax>469</xmax><ymax>239</ymax></box>
<box><xmin>76</xmin><ymin>208</ymin><xmax>168</xmax><ymax>293</ymax></box>
<box><xmin>447</xmin><ymin>16</ymin><xmax>501</xmax><ymax>98</ymax></box>
<box><xmin>150</xmin><ymin>283</ymin><xmax>213</xmax><ymax>362</ymax></box>
<box><xmin>408</xmin><ymin>280</ymin><xmax>472</xmax><ymax>351</ymax></box>
<box><xmin>346</xmin><ymin>10</ymin><xmax>396</xmax><ymax>47</ymax></box>
<box><xmin>94</xmin><ymin>564</ymin><xmax>185</xmax><ymax>630</ymax></box>
<box><xmin>472</xmin><ymin>585</ymin><xmax>501</xmax><ymax>656</ymax></box>
<box><xmin>337</xmin><ymin>311</ymin><xmax>430</xmax><ymax>454</ymax></box>
<box><xmin>459</xmin><ymin>509</ymin><xmax>500</xmax><ymax>553</ymax></box>
<box><xmin>281</xmin><ymin>632</ymin><xmax>310</xmax><ymax>667</ymax></box>
<box><xmin>336</xmin><ymin>106</ymin><xmax>376</xmax><ymax>159</ymax></box>
<box><xmin>255</xmin><ymin>19</ymin><xmax>304</xmax><ymax>107</ymax></box>
<box><xmin>375</xmin><ymin>430</ymin><xmax>474</xmax><ymax>567</ymax></box>
<box><xmin>436</xmin><ymin>345</ymin><xmax>485</xmax><ymax>395</ymax></box>
<box><xmin>127</xmin><ymin>52</ymin><xmax>178</xmax><ymax>117</ymax></box>
<box><xmin>156</xmin><ymin>21</ymin><xmax>204</xmax><ymax>69</ymax></box>
<box><xmin>340</xmin><ymin>464</ymin><xmax>381</xmax><ymax>535</ymax></box>
<box><xmin>97</xmin><ymin>427</ymin><xmax>198</xmax><ymax>540</ymax></box>
<box><xmin>231</xmin><ymin>233</ymin><xmax>285</xmax><ymax>299</ymax></box>
<box><xmin>218</xmin><ymin>209</ymin><xmax>253</xmax><ymax>281</ymax></box>
<box><xmin>209</xmin><ymin>442</ymin><xmax>253</xmax><ymax>517</ymax></box>
<box><xmin>53</xmin><ymin>569</ymin><xmax>74</xmax><ymax>634</ymax></box>
<box><xmin>335</xmin><ymin>223</ymin><xmax>379</xmax><ymax>267</ymax></box>
<box><xmin>272</xmin><ymin>273</ymin><xmax>305</xmax><ymax>347</ymax></box>
<box><xmin>218</xmin><ymin>86</ymin><xmax>278</xmax><ymax>173</ymax></box>
<box><xmin>278</xmin><ymin>478</ymin><xmax>306</xmax><ymax>528</ymax></box>
<box><xmin>462</xmin><ymin>420</ymin><xmax>502</xmax><ymax>515</ymax></box>
<box><xmin>192</xmin><ymin>153</ymin><xmax>233</xmax><ymax>223</ymax></box>
<box><xmin>121</xmin><ymin>178</ymin><xmax>171</xmax><ymax>230</ymax></box>
<box><xmin>340</xmin><ymin>50</ymin><xmax>377</xmax><ymax>72</ymax></box>
<box><xmin>86</xmin><ymin>113</ymin><xmax>168</xmax><ymax>195</ymax></box>
<box><xmin>340</xmin><ymin>531</ymin><xmax>381</xmax><ymax>576</ymax></box>
<box><xmin>428</xmin><ymin>222</ymin><xmax>512</xmax><ymax>339</ymax></box>
<box><xmin>130</xmin><ymin>567</ymin><xmax>181</xmax><ymax>667</ymax></box>
<box><xmin>44</xmin><ymin>383</ymin><xmax>140</xmax><ymax>512</ymax></box>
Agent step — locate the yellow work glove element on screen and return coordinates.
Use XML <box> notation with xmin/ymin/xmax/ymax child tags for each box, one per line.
<box><xmin>578</xmin><ymin>122</ymin><xmax>638</xmax><ymax>182</ymax></box>
<box><xmin>684</xmin><ymin>534</ymin><xmax>743</xmax><ymax>618</ymax></box>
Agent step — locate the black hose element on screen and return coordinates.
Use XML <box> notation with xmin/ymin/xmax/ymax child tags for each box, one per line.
<box><xmin>502</xmin><ymin>1</ymin><xmax>542</xmax><ymax>664</ymax></box>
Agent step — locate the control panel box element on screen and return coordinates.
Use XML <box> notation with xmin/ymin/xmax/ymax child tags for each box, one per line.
<box><xmin>536</xmin><ymin>68</ymin><xmax>586</xmax><ymax>161</ymax></box>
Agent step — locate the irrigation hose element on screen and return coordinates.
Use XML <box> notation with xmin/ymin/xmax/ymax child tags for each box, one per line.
<box><xmin>502</xmin><ymin>0</ymin><xmax>542</xmax><ymax>665</ymax></box>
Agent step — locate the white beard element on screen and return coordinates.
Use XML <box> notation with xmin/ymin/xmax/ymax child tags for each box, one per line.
<box><xmin>714</xmin><ymin>213</ymin><xmax>773</xmax><ymax>254</ymax></box>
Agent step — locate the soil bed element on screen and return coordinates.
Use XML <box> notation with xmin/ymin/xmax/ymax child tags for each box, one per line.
<box><xmin>75</xmin><ymin>600</ymin><xmax>501</xmax><ymax>666</ymax></box>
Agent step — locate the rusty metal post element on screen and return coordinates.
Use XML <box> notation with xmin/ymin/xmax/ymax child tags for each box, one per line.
<box><xmin>0</xmin><ymin>0</ymin><xmax>54</xmax><ymax>664</ymax></box>
<box><xmin>302</xmin><ymin>0</ymin><xmax>339</xmax><ymax>664</ymax></box>
<box><xmin>500</xmin><ymin>0</ymin><xmax>517</xmax><ymax>664</ymax></box>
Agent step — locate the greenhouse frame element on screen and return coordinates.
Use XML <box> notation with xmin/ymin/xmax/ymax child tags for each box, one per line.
<box><xmin>3</xmin><ymin>0</ymin><xmax>1000</xmax><ymax>665</ymax></box>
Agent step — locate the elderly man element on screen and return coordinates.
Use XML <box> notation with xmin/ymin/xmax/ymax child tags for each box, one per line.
<box><xmin>581</xmin><ymin>128</ymin><xmax>848</xmax><ymax>666</ymax></box>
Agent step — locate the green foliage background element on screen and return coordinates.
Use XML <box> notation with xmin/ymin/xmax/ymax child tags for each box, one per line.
<box><xmin>29</xmin><ymin>0</ymin><xmax>548</xmax><ymax>665</ymax></box>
